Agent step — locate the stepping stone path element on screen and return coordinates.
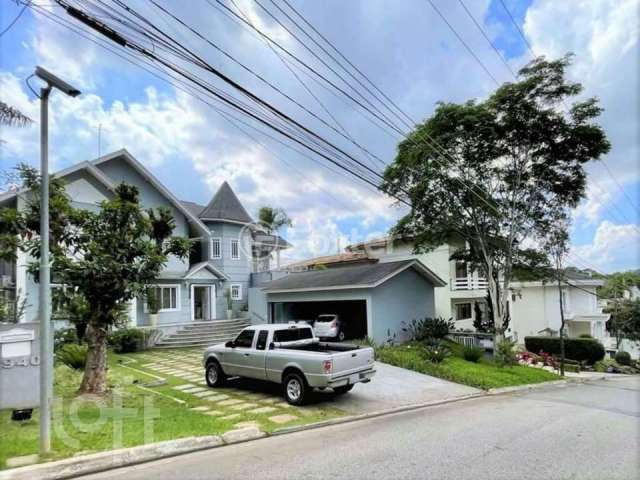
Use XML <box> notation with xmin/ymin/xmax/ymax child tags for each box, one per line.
<box><xmin>173</xmin><ymin>384</ymin><xmax>197</xmax><ymax>391</ymax></box>
<box><xmin>182</xmin><ymin>387</ymin><xmax>206</xmax><ymax>394</ymax></box>
<box><xmin>220</xmin><ymin>413</ymin><xmax>241</xmax><ymax>421</ymax></box>
<box><xmin>190</xmin><ymin>406</ymin><xmax>210</xmax><ymax>412</ymax></box>
<box><xmin>217</xmin><ymin>399</ymin><xmax>244</xmax><ymax>406</ymax></box>
<box><xmin>193</xmin><ymin>391</ymin><xmax>217</xmax><ymax>398</ymax></box>
<box><xmin>229</xmin><ymin>402</ymin><xmax>258</xmax><ymax>411</ymax></box>
<box><xmin>268</xmin><ymin>414</ymin><xmax>299</xmax><ymax>425</ymax></box>
<box><xmin>248</xmin><ymin>406</ymin><xmax>277</xmax><ymax>414</ymax></box>
<box><xmin>204</xmin><ymin>410</ymin><xmax>225</xmax><ymax>416</ymax></box>
<box><xmin>205</xmin><ymin>394</ymin><xmax>230</xmax><ymax>402</ymax></box>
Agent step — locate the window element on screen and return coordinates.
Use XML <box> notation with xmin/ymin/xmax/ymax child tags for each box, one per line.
<box><xmin>230</xmin><ymin>239</ymin><xmax>240</xmax><ymax>259</ymax></box>
<box><xmin>455</xmin><ymin>261</ymin><xmax>468</xmax><ymax>279</ymax></box>
<box><xmin>210</xmin><ymin>238</ymin><xmax>221</xmax><ymax>259</ymax></box>
<box><xmin>231</xmin><ymin>283</ymin><xmax>242</xmax><ymax>300</ymax></box>
<box><xmin>273</xmin><ymin>327</ymin><xmax>313</xmax><ymax>342</ymax></box>
<box><xmin>234</xmin><ymin>329</ymin><xmax>255</xmax><ymax>348</ymax></box>
<box><xmin>256</xmin><ymin>330</ymin><xmax>269</xmax><ymax>350</ymax></box>
<box><xmin>455</xmin><ymin>302</ymin><xmax>472</xmax><ymax>320</ymax></box>
<box><xmin>146</xmin><ymin>285</ymin><xmax>180</xmax><ymax>312</ymax></box>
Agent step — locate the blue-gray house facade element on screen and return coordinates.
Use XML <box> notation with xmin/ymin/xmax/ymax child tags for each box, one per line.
<box><xmin>0</xmin><ymin>149</ymin><xmax>290</xmax><ymax>328</ymax></box>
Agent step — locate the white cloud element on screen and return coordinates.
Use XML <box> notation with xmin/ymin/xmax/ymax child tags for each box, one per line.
<box><xmin>571</xmin><ymin>221</ymin><xmax>640</xmax><ymax>273</ymax></box>
<box><xmin>0</xmin><ymin>73</ymin><xmax>206</xmax><ymax>169</ymax></box>
<box><xmin>524</xmin><ymin>0</ymin><xmax>640</xmax><ymax>228</ymax></box>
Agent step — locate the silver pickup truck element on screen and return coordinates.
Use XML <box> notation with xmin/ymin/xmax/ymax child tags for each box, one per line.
<box><xmin>203</xmin><ymin>323</ymin><xmax>376</xmax><ymax>405</ymax></box>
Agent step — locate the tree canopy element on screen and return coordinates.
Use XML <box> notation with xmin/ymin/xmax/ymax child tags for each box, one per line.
<box><xmin>382</xmin><ymin>55</ymin><xmax>610</xmax><ymax>340</ymax></box>
<box><xmin>1</xmin><ymin>166</ymin><xmax>192</xmax><ymax>394</ymax></box>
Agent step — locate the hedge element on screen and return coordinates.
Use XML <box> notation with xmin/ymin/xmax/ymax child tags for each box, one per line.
<box><xmin>524</xmin><ymin>336</ymin><xmax>605</xmax><ymax>365</ymax></box>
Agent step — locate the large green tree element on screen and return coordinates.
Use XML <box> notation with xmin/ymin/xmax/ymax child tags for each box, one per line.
<box><xmin>383</xmin><ymin>55</ymin><xmax>610</xmax><ymax>344</ymax></box>
<box><xmin>1</xmin><ymin>166</ymin><xmax>191</xmax><ymax>394</ymax></box>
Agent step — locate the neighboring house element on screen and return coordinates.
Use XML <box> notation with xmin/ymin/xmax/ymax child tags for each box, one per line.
<box><xmin>346</xmin><ymin>237</ymin><xmax>611</xmax><ymax>345</ymax></box>
<box><xmin>249</xmin><ymin>258</ymin><xmax>446</xmax><ymax>344</ymax></box>
<box><xmin>507</xmin><ymin>271</ymin><xmax>610</xmax><ymax>344</ymax></box>
<box><xmin>0</xmin><ymin>149</ymin><xmax>290</xmax><ymax>328</ymax></box>
<box><xmin>347</xmin><ymin>237</ymin><xmax>487</xmax><ymax>327</ymax></box>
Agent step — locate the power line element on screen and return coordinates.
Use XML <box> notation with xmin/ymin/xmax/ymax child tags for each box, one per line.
<box><xmin>456</xmin><ymin>0</ymin><xmax>518</xmax><ymax>79</ymax></box>
<box><xmin>497</xmin><ymin>0</ymin><xmax>535</xmax><ymax>57</ymax></box>
<box><xmin>600</xmin><ymin>160</ymin><xmax>640</xmax><ymax>216</ymax></box>
<box><xmin>0</xmin><ymin>1</ymin><xmax>29</xmax><ymax>37</ymax></box>
<box><xmin>26</xmin><ymin>2</ymin><xmax>380</xmax><ymax>209</ymax></box>
<box><xmin>425</xmin><ymin>0</ymin><xmax>501</xmax><ymax>86</ymax></box>
<box><xmin>53</xmin><ymin>0</ymin><xmax>411</xmax><ymax>204</ymax></box>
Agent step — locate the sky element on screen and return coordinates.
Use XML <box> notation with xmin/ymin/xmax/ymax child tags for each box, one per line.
<box><xmin>0</xmin><ymin>0</ymin><xmax>638</xmax><ymax>273</ymax></box>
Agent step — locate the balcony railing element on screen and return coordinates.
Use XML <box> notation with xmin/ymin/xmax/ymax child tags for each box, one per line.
<box><xmin>451</xmin><ymin>276</ymin><xmax>488</xmax><ymax>291</ymax></box>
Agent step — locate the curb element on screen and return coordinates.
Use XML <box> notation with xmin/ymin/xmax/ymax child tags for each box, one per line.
<box><xmin>0</xmin><ymin>376</ymin><xmax>610</xmax><ymax>480</ymax></box>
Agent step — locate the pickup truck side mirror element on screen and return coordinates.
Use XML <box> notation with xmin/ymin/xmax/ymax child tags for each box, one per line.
<box><xmin>268</xmin><ymin>342</ymin><xmax>275</xmax><ymax>350</ymax></box>
<box><xmin>225</xmin><ymin>340</ymin><xmax>235</xmax><ymax>348</ymax></box>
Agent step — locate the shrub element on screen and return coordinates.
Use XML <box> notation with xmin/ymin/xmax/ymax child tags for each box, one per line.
<box><xmin>403</xmin><ymin>317</ymin><xmax>454</xmax><ymax>341</ymax></box>
<box><xmin>420</xmin><ymin>339</ymin><xmax>450</xmax><ymax>363</ymax></box>
<box><xmin>524</xmin><ymin>337</ymin><xmax>605</xmax><ymax>365</ymax></box>
<box><xmin>108</xmin><ymin>328</ymin><xmax>146</xmax><ymax>353</ymax></box>
<box><xmin>495</xmin><ymin>339</ymin><xmax>517</xmax><ymax>367</ymax></box>
<box><xmin>563</xmin><ymin>363</ymin><xmax>580</xmax><ymax>373</ymax></box>
<box><xmin>578</xmin><ymin>334</ymin><xmax>593</xmax><ymax>339</ymax></box>
<box><xmin>615</xmin><ymin>351</ymin><xmax>632</xmax><ymax>366</ymax></box>
<box><xmin>54</xmin><ymin>328</ymin><xmax>79</xmax><ymax>351</ymax></box>
<box><xmin>462</xmin><ymin>345</ymin><xmax>484</xmax><ymax>363</ymax></box>
<box><xmin>56</xmin><ymin>344</ymin><xmax>87</xmax><ymax>370</ymax></box>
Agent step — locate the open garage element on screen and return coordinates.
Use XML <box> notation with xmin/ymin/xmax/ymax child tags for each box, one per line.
<box><xmin>260</xmin><ymin>259</ymin><xmax>446</xmax><ymax>344</ymax></box>
<box><xmin>273</xmin><ymin>299</ymin><xmax>368</xmax><ymax>340</ymax></box>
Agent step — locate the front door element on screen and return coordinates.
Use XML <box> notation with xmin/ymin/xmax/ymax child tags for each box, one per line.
<box><xmin>191</xmin><ymin>285</ymin><xmax>216</xmax><ymax>321</ymax></box>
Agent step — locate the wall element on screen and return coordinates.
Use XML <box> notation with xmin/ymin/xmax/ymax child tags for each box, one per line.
<box><xmin>370</xmin><ymin>268</ymin><xmax>435</xmax><ymax>343</ymax></box>
<box><xmin>361</xmin><ymin>242</ymin><xmax>453</xmax><ymax>319</ymax></box>
<box><xmin>96</xmin><ymin>157</ymin><xmax>190</xmax><ymax>274</ymax></box>
<box><xmin>205</xmin><ymin>221</ymin><xmax>252</xmax><ymax>317</ymax></box>
<box><xmin>135</xmin><ymin>280</ymin><xmax>192</xmax><ymax>326</ymax></box>
<box><xmin>508</xmin><ymin>285</ymin><xmax>552</xmax><ymax>342</ymax></box>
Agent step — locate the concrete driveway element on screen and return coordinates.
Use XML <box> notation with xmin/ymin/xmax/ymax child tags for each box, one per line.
<box><xmin>321</xmin><ymin>361</ymin><xmax>481</xmax><ymax>414</ymax></box>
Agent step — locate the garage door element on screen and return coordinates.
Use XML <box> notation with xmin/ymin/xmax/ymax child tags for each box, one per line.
<box><xmin>275</xmin><ymin>300</ymin><xmax>367</xmax><ymax>340</ymax></box>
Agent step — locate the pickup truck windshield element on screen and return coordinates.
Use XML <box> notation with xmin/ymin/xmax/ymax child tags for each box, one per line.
<box><xmin>273</xmin><ymin>327</ymin><xmax>313</xmax><ymax>342</ymax></box>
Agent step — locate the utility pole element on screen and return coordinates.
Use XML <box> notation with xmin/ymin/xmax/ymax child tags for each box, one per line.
<box><xmin>556</xmin><ymin>261</ymin><xmax>566</xmax><ymax>377</ymax></box>
<box><xmin>33</xmin><ymin>66</ymin><xmax>81</xmax><ymax>455</ymax></box>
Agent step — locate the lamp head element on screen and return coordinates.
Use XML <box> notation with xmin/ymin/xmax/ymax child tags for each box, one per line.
<box><xmin>34</xmin><ymin>66</ymin><xmax>81</xmax><ymax>97</ymax></box>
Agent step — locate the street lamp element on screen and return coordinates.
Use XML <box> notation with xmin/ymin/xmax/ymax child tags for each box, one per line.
<box><xmin>33</xmin><ymin>66</ymin><xmax>81</xmax><ymax>455</ymax></box>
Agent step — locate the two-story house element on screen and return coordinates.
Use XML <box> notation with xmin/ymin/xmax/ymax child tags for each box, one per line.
<box><xmin>0</xmin><ymin>149</ymin><xmax>290</xmax><ymax>337</ymax></box>
<box><xmin>346</xmin><ymin>236</ymin><xmax>610</xmax><ymax>346</ymax></box>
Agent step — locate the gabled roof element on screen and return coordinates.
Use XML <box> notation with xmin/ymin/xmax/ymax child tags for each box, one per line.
<box><xmin>0</xmin><ymin>149</ymin><xmax>211</xmax><ymax>237</ymax></box>
<box><xmin>199</xmin><ymin>181</ymin><xmax>253</xmax><ymax>224</ymax></box>
<box><xmin>180</xmin><ymin>200</ymin><xmax>206</xmax><ymax>217</ymax></box>
<box><xmin>183</xmin><ymin>261</ymin><xmax>228</xmax><ymax>280</ymax></box>
<box><xmin>263</xmin><ymin>259</ymin><xmax>446</xmax><ymax>293</ymax></box>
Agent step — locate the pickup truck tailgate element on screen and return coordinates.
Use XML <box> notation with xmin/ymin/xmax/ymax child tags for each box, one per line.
<box><xmin>330</xmin><ymin>347</ymin><xmax>375</xmax><ymax>375</ymax></box>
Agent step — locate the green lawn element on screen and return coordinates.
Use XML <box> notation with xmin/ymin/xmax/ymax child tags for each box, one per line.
<box><xmin>377</xmin><ymin>342</ymin><xmax>560</xmax><ymax>390</ymax></box>
<box><xmin>0</xmin><ymin>349</ymin><xmax>345</xmax><ymax>470</ymax></box>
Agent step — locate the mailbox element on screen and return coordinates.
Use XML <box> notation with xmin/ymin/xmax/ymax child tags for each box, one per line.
<box><xmin>0</xmin><ymin>322</ymin><xmax>40</xmax><ymax>409</ymax></box>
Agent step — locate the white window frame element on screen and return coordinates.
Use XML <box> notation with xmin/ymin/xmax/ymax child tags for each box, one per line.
<box><xmin>210</xmin><ymin>237</ymin><xmax>222</xmax><ymax>259</ymax></box>
<box><xmin>230</xmin><ymin>283</ymin><xmax>242</xmax><ymax>300</ymax></box>
<box><xmin>144</xmin><ymin>284</ymin><xmax>181</xmax><ymax>313</ymax></box>
<box><xmin>230</xmin><ymin>239</ymin><xmax>240</xmax><ymax>260</ymax></box>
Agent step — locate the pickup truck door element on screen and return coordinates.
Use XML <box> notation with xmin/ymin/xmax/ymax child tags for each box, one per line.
<box><xmin>224</xmin><ymin>329</ymin><xmax>255</xmax><ymax>377</ymax></box>
<box><xmin>245</xmin><ymin>330</ymin><xmax>269</xmax><ymax>380</ymax></box>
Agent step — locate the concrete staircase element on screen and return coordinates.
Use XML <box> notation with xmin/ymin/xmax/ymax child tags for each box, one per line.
<box><xmin>154</xmin><ymin>319</ymin><xmax>252</xmax><ymax>349</ymax></box>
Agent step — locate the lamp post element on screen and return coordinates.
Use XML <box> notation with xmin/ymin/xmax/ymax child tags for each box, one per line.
<box><xmin>33</xmin><ymin>66</ymin><xmax>81</xmax><ymax>454</ymax></box>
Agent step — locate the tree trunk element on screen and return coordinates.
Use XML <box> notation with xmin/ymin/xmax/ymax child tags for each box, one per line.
<box><xmin>557</xmin><ymin>275</ymin><xmax>566</xmax><ymax>376</ymax></box>
<box><xmin>78</xmin><ymin>319</ymin><xmax>109</xmax><ymax>395</ymax></box>
<box><xmin>487</xmin><ymin>275</ymin><xmax>504</xmax><ymax>346</ymax></box>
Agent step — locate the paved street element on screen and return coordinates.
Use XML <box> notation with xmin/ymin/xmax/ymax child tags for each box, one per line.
<box><xmin>78</xmin><ymin>376</ymin><xmax>639</xmax><ymax>480</ymax></box>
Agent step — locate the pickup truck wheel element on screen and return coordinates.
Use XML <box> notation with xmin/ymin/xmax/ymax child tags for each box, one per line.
<box><xmin>205</xmin><ymin>361</ymin><xmax>226</xmax><ymax>387</ymax></box>
<box><xmin>333</xmin><ymin>384</ymin><xmax>354</xmax><ymax>395</ymax></box>
<box><xmin>337</xmin><ymin>330</ymin><xmax>346</xmax><ymax>342</ymax></box>
<box><xmin>283</xmin><ymin>372</ymin><xmax>308</xmax><ymax>405</ymax></box>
